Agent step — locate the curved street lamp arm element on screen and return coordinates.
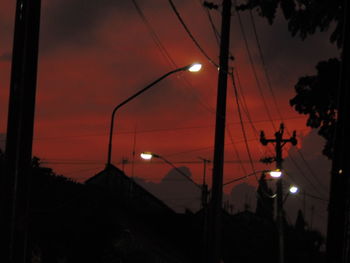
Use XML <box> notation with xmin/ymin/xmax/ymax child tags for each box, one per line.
<box><xmin>106</xmin><ymin>66</ymin><xmax>191</xmax><ymax>166</ymax></box>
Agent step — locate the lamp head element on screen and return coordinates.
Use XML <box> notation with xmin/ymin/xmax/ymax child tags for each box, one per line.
<box><xmin>289</xmin><ymin>185</ymin><xmax>299</xmax><ymax>194</ymax></box>
<box><xmin>187</xmin><ymin>63</ymin><xmax>202</xmax><ymax>72</ymax></box>
<box><xmin>269</xmin><ymin>169</ymin><xmax>282</xmax><ymax>178</ymax></box>
<box><xmin>140</xmin><ymin>152</ymin><xmax>154</xmax><ymax>160</ymax></box>
<box><xmin>140</xmin><ymin>151</ymin><xmax>160</xmax><ymax>160</ymax></box>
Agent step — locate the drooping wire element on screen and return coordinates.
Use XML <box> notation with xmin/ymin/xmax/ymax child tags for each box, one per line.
<box><xmin>197</xmin><ymin>0</ymin><xmax>220</xmax><ymax>45</ymax></box>
<box><xmin>131</xmin><ymin>0</ymin><xmax>177</xmax><ymax>68</ymax></box>
<box><xmin>233</xmin><ymin>67</ymin><xmax>276</xmax><ymax>158</ymax></box>
<box><xmin>248</xmin><ymin>8</ymin><xmax>329</xmax><ymax>197</ymax></box>
<box><xmin>234</xmin><ymin>5</ymin><xmax>277</xmax><ymax>131</ymax></box>
<box><xmin>168</xmin><ymin>0</ymin><xmax>219</xmax><ymax>68</ymax></box>
<box><xmin>233</xmin><ymin>67</ymin><xmax>327</xmax><ymax>199</ymax></box>
<box><xmin>230</xmin><ymin>69</ymin><xmax>258</xmax><ymax>181</ymax></box>
<box><xmin>248</xmin><ymin>10</ymin><xmax>284</xmax><ymax>121</ymax></box>
<box><xmin>283</xmin><ymin>148</ymin><xmax>328</xmax><ymax>199</ymax></box>
<box><xmin>226</xmin><ymin>128</ymin><xmax>248</xmax><ymax>177</ymax></box>
<box><xmin>294</xmin><ymin>150</ymin><xmax>329</xmax><ymax>194</ymax></box>
<box><xmin>132</xmin><ymin>0</ymin><xmax>216</xmax><ymax>115</ymax></box>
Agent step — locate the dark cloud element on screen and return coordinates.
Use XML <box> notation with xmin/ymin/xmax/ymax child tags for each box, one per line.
<box><xmin>133</xmin><ymin>166</ymin><xmax>202</xmax><ymax>212</ymax></box>
<box><xmin>284</xmin><ymin>129</ymin><xmax>331</xmax><ymax>235</ymax></box>
<box><xmin>40</xmin><ymin>0</ymin><xmax>132</xmax><ymax>51</ymax></box>
<box><xmin>233</xmin><ymin>9</ymin><xmax>339</xmax><ymax>92</ymax></box>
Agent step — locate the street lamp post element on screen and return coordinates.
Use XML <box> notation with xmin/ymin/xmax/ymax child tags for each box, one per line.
<box><xmin>106</xmin><ymin>63</ymin><xmax>202</xmax><ymax>166</ymax></box>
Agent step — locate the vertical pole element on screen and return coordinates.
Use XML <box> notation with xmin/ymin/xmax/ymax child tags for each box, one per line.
<box><xmin>326</xmin><ymin>0</ymin><xmax>350</xmax><ymax>262</ymax></box>
<box><xmin>275</xmin><ymin>129</ymin><xmax>284</xmax><ymax>263</ymax></box>
<box><xmin>199</xmin><ymin>158</ymin><xmax>210</xmax><ymax>208</ymax></box>
<box><xmin>303</xmin><ymin>191</ymin><xmax>306</xmax><ymax>220</ymax></box>
<box><xmin>260</xmin><ymin>124</ymin><xmax>297</xmax><ymax>263</ymax></box>
<box><xmin>0</xmin><ymin>1</ymin><xmax>41</xmax><ymax>263</ymax></box>
<box><xmin>208</xmin><ymin>1</ymin><xmax>231</xmax><ymax>262</ymax></box>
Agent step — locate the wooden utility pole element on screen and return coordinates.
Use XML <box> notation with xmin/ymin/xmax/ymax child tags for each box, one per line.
<box><xmin>326</xmin><ymin>0</ymin><xmax>350</xmax><ymax>262</ymax></box>
<box><xmin>0</xmin><ymin>1</ymin><xmax>41</xmax><ymax>262</ymax></box>
<box><xmin>199</xmin><ymin>157</ymin><xmax>210</xmax><ymax>208</ymax></box>
<box><xmin>260</xmin><ymin>123</ymin><xmax>297</xmax><ymax>263</ymax></box>
<box><xmin>207</xmin><ymin>0</ymin><xmax>231</xmax><ymax>263</ymax></box>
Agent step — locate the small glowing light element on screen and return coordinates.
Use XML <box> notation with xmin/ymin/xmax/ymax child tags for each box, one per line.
<box><xmin>289</xmin><ymin>185</ymin><xmax>299</xmax><ymax>194</ymax></box>
<box><xmin>339</xmin><ymin>169</ymin><xmax>343</xmax><ymax>174</ymax></box>
<box><xmin>270</xmin><ymin>169</ymin><xmax>282</xmax><ymax>178</ymax></box>
<box><xmin>140</xmin><ymin>152</ymin><xmax>153</xmax><ymax>160</ymax></box>
<box><xmin>188</xmin><ymin>63</ymin><xmax>202</xmax><ymax>72</ymax></box>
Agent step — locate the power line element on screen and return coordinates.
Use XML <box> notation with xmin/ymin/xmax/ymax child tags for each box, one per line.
<box><xmin>248</xmin><ymin>9</ymin><xmax>284</xmax><ymax>121</ymax></box>
<box><xmin>11</xmin><ymin>117</ymin><xmax>306</xmax><ymax>142</ymax></box>
<box><xmin>197</xmin><ymin>0</ymin><xmax>220</xmax><ymax>45</ymax></box>
<box><xmin>234</xmin><ymin>2</ymin><xmax>277</xmax><ymax>131</ymax></box>
<box><xmin>168</xmin><ymin>0</ymin><xmax>219</xmax><ymax>67</ymax></box>
<box><xmin>230</xmin><ymin>70</ymin><xmax>258</xmax><ymax>182</ymax></box>
<box><xmin>132</xmin><ymin>0</ymin><xmax>216</xmax><ymax>115</ymax></box>
<box><xmin>283</xmin><ymin>148</ymin><xmax>328</xmax><ymax>199</ymax></box>
<box><xmin>226</xmin><ymin>128</ymin><xmax>248</xmax><ymax>176</ymax></box>
<box><xmin>245</xmin><ymin>7</ymin><xmax>328</xmax><ymax>201</ymax></box>
<box><xmin>42</xmin><ymin>159</ymin><xmax>257</xmax><ymax>165</ymax></box>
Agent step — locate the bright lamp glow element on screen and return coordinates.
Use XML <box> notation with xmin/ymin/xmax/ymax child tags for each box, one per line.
<box><xmin>140</xmin><ymin>152</ymin><xmax>153</xmax><ymax>160</ymax></box>
<box><xmin>188</xmin><ymin>63</ymin><xmax>202</xmax><ymax>72</ymax></box>
<box><xmin>289</xmin><ymin>185</ymin><xmax>299</xmax><ymax>194</ymax></box>
<box><xmin>269</xmin><ymin>169</ymin><xmax>282</xmax><ymax>178</ymax></box>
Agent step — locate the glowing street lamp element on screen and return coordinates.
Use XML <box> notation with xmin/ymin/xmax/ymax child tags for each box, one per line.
<box><xmin>289</xmin><ymin>185</ymin><xmax>299</xmax><ymax>194</ymax></box>
<box><xmin>106</xmin><ymin>63</ymin><xmax>202</xmax><ymax>166</ymax></box>
<box><xmin>140</xmin><ymin>152</ymin><xmax>154</xmax><ymax>160</ymax></box>
<box><xmin>270</xmin><ymin>169</ymin><xmax>282</xmax><ymax>178</ymax></box>
<box><xmin>188</xmin><ymin>63</ymin><xmax>202</xmax><ymax>72</ymax></box>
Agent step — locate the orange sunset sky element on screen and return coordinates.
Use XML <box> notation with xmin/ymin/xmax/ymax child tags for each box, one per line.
<box><xmin>0</xmin><ymin>1</ymin><xmax>339</xmax><ymax>233</ymax></box>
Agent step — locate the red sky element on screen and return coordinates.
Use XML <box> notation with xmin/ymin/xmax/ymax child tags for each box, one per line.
<box><xmin>0</xmin><ymin>0</ymin><xmax>338</xmax><ymax>232</ymax></box>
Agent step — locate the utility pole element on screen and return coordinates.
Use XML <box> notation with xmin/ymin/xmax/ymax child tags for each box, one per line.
<box><xmin>0</xmin><ymin>1</ymin><xmax>41</xmax><ymax>263</ymax></box>
<box><xmin>199</xmin><ymin>157</ymin><xmax>210</xmax><ymax>263</ymax></box>
<box><xmin>207</xmin><ymin>0</ymin><xmax>232</xmax><ymax>263</ymax></box>
<box><xmin>326</xmin><ymin>0</ymin><xmax>350</xmax><ymax>262</ymax></box>
<box><xmin>198</xmin><ymin>157</ymin><xmax>210</xmax><ymax>208</ymax></box>
<box><xmin>260</xmin><ymin>123</ymin><xmax>297</xmax><ymax>263</ymax></box>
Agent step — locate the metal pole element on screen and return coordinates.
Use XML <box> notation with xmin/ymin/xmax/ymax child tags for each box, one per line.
<box><xmin>1</xmin><ymin>1</ymin><xmax>41</xmax><ymax>262</ymax></box>
<box><xmin>275</xmin><ymin>128</ymin><xmax>284</xmax><ymax>263</ymax></box>
<box><xmin>326</xmin><ymin>0</ymin><xmax>350</xmax><ymax>262</ymax></box>
<box><xmin>106</xmin><ymin>65</ymin><xmax>190</xmax><ymax>166</ymax></box>
<box><xmin>199</xmin><ymin>157</ymin><xmax>210</xmax><ymax>208</ymax></box>
<box><xmin>208</xmin><ymin>1</ymin><xmax>231</xmax><ymax>262</ymax></box>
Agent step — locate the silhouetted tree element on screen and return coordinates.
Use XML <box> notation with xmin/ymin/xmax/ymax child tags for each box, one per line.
<box><xmin>290</xmin><ymin>58</ymin><xmax>340</xmax><ymax>158</ymax></box>
<box><xmin>237</xmin><ymin>0</ymin><xmax>344</xmax><ymax>47</ymax></box>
